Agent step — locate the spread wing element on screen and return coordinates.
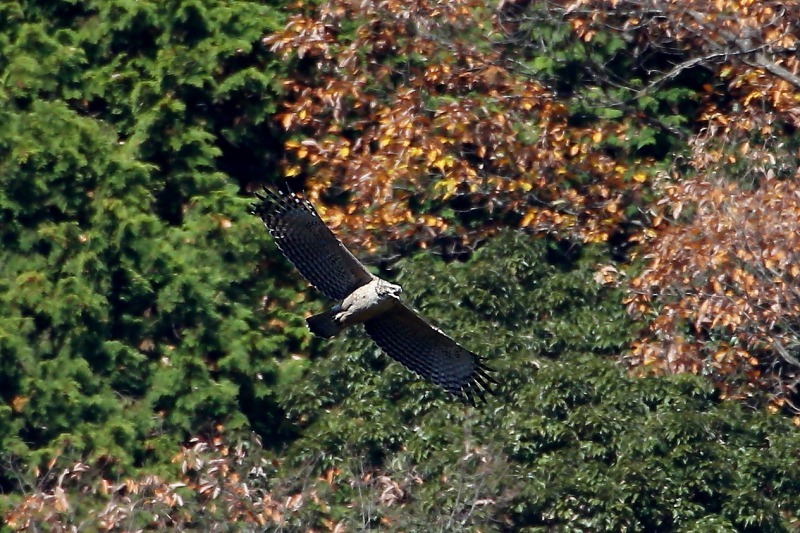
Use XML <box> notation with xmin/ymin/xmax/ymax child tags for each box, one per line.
<box><xmin>364</xmin><ymin>303</ymin><xmax>496</xmax><ymax>405</ymax></box>
<box><xmin>251</xmin><ymin>188</ymin><xmax>374</xmax><ymax>300</ymax></box>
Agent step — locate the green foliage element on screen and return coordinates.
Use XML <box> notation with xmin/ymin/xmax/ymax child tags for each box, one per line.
<box><xmin>270</xmin><ymin>232</ymin><xmax>800</xmax><ymax>530</ymax></box>
<box><xmin>502</xmin><ymin>358</ymin><xmax>799</xmax><ymax>531</ymax></box>
<box><xmin>513</xmin><ymin>3</ymin><xmax>697</xmax><ymax>162</ymax></box>
<box><xmin>0</xmin><ymin>0</ymin><xmax>295</xmax><ymax>498</ymax></box>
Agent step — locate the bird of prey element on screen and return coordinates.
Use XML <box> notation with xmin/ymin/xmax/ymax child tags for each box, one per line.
<box><xmin>251</xmin><ymin>187</ymin><xmax>496</xmax><ymax>404</ymax></box>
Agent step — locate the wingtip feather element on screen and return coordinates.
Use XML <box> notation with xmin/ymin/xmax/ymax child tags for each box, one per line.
<box><xmin>460</xmin><ymin>360</ymin><xmax>497</xmax><ymax>406</ymax></box>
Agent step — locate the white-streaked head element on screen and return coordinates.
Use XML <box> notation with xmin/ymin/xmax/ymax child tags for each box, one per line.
<box><xmin>377</xmin><ymin>279</ymin><xmax>403</xmax><ymax>299</ymax></box>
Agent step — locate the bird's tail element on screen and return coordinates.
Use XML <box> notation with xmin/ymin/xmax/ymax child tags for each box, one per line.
<box><xmin>306</xmin><ymin>310</ymin><xmax>344</xmax><ymax>338</ymax></box>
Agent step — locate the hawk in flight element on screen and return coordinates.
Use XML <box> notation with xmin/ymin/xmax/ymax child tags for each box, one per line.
<box><xmin>251</xmin><ymin>188</ymin><xmax>496</xmax><ymax>404</ymax></box>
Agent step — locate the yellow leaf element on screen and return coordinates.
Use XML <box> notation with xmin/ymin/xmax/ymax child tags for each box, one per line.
<box><xmin>739</xmin><ymin>142</ymin><xmax>749</xmax><ymax>155</ymax></box>
<box><xmin>521</xmin><ymin>209</ymin><xmax>536</xmax><ymax>226</ymax></box>
<box><xmin>426</xmin><ymin>149</ymin><xmax>439</xmax><ymax>165</ymax></box>
<box><xmin>633</xmin><ymin>172</ymin><xmax>647</xmax><ymax>183</ymax></box>
<box><xmin>422</xmin><ymin>215</ymin><xmax>439</xmax><ymax>227</ymax></box>
<box><xmin>434</xmin><ymin>179</ymin><xmax>458</xmax><ymax>199</ymax></box>
<box><xmin>433</xmin><ymin>156</ymin><xmax>453</xmax><ymax>172</ymax></box>
<box><xmin>592</xmin><ymin>131</ymin><xmax>602</xmax><ymax>143</ymax></box>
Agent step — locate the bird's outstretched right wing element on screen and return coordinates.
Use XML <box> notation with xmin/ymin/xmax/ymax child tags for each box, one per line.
<box><xmin>251</xmin><ymin>188</ymin><xmax>374</xmax><ymax>300</ymax></box>
<box><xmin>364</xmin><ymin>302</ymin><xmax>496</xmax><ymax>405</ymax></box>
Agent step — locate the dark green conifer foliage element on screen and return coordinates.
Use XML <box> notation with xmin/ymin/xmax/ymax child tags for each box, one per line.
<box><xmin>0</xmin><ymin>0</ymin><xmax>295</xmax><ymax>490</ymax></box>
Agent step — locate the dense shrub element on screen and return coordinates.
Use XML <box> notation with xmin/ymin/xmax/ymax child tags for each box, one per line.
<box><xmin>0</xmin><ymin>0</ymin><xmax>294</xmax><ymax>492</ymax></box>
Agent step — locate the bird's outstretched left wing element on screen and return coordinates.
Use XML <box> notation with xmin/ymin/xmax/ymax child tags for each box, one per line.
<box><xmin>251</xmin><ymin>188</ymin><xmax>374</xmax><ymax>301</ymax></box>
<box><xmin>364</xmin><ymin>302</ymin><xmax>496</xmax><ymax>405</ymax></box>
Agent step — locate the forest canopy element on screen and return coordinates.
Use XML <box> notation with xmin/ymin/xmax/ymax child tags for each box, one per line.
<box><xmin>2</xmin><ymin>0</ymin><xmax>800</xmax><ymax>530</ymax></box>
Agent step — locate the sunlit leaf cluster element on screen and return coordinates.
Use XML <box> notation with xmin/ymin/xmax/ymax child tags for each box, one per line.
<box><xmin>627</xmin><ymin>175</ymin><xmax>800</xmax><ymax>409</ymax></box>
<box><xmin>568</xmin><ymin>0</ymin><xmax>799</xmax><ymax>181</ymax></box>
<box><xmin>265</xmin><ymin>0</ymin><xmax>663</xmax><ymax>253</ymax></box>
<box><xmin>561</xmin><ymin>0</ymin><xmax>800</xmax><ymax>400</ymax></box>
